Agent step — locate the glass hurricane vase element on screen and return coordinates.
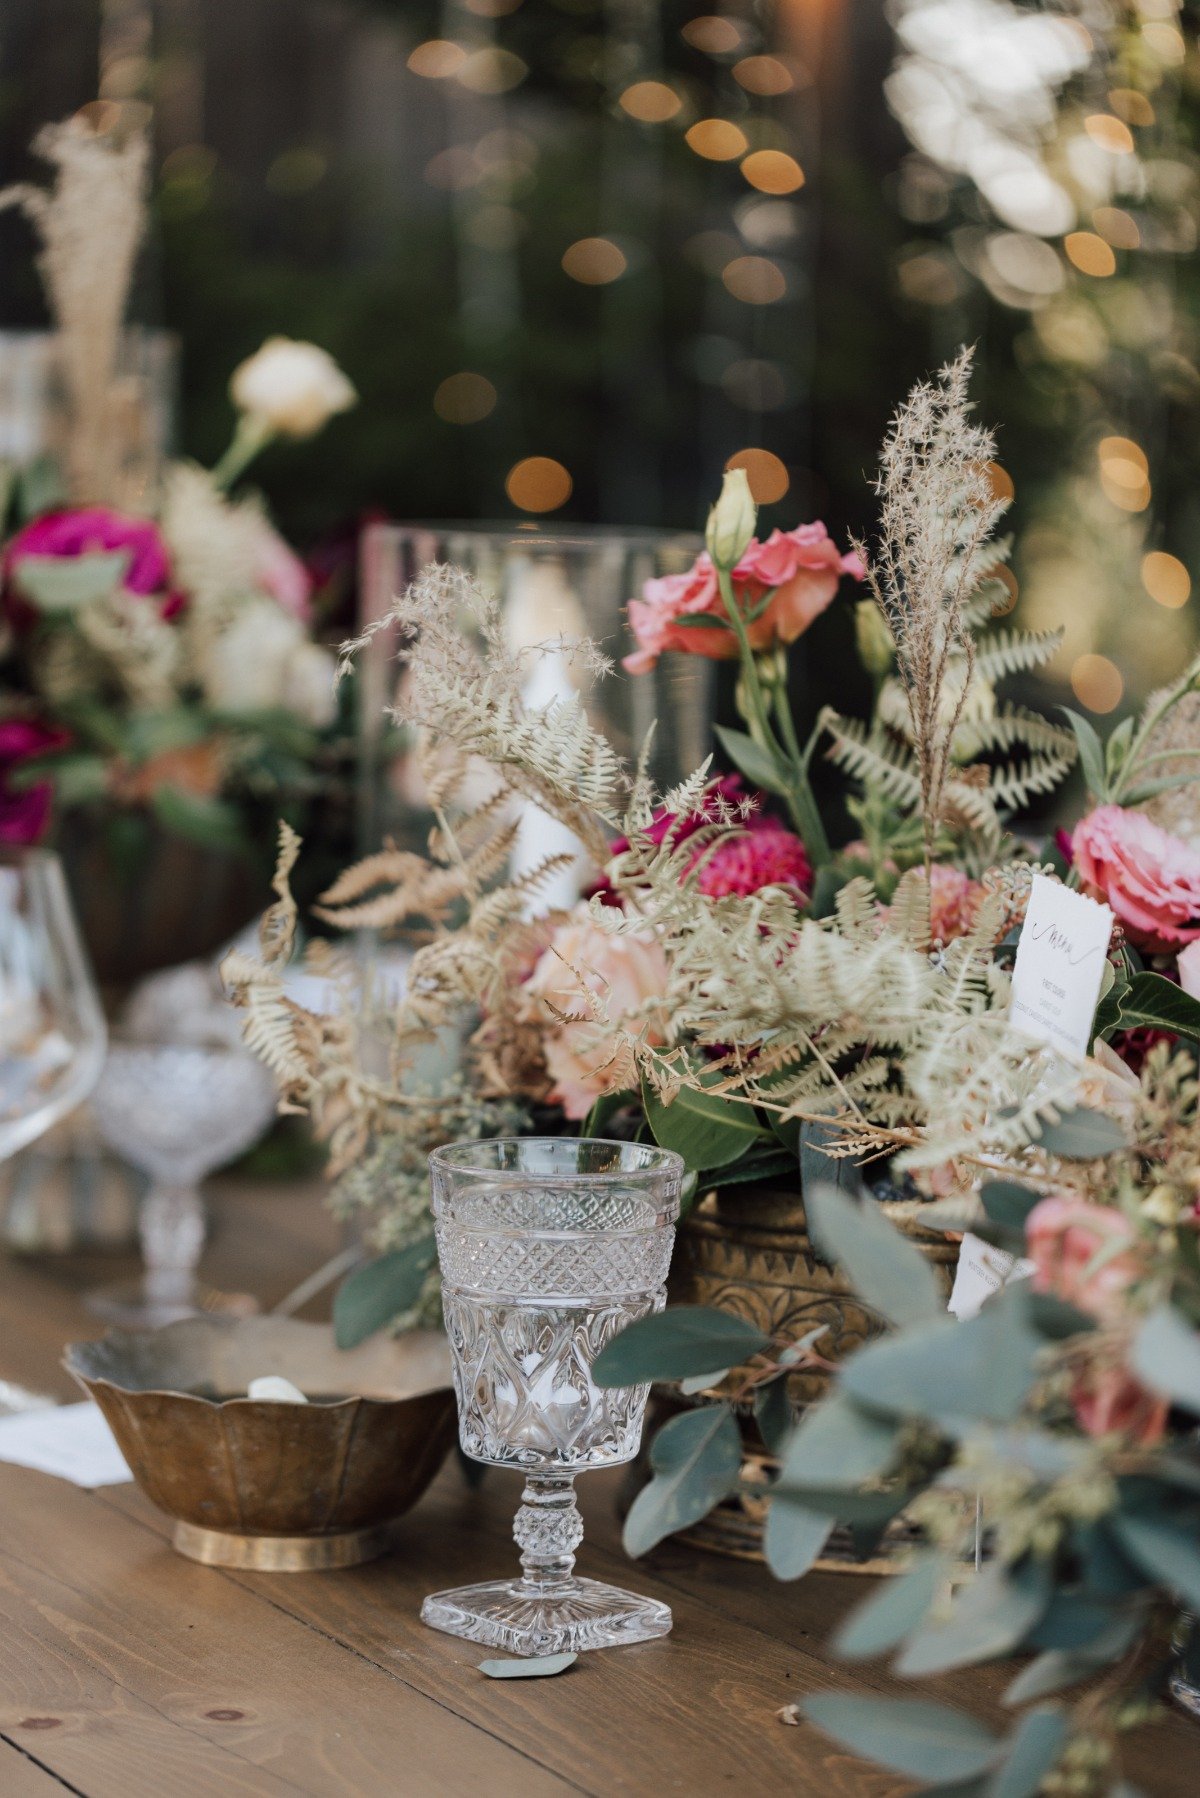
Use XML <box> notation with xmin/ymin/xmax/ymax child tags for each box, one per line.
<box><xmin>421</xmin><ymin>1137</ymin><xmax>683</xmax><ymax>1657</ymax></box>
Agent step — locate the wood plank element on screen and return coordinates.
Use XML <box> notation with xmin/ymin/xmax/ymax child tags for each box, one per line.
<box><xmin>0</xmin><ymin>1466</ymin><xmax>573</xmax><ymax>1798</ymax></box>
<box><xmin>0</xmin><ymin>1738</ymin><xmax>79</xmax><ymax>1797</ymax></box>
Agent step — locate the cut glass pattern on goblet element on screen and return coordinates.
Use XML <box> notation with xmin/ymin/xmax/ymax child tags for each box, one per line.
<box><xmin>420</xmin><ymin>1138</ymin><xmax>683</xmax><ymax>1656</ymax></box>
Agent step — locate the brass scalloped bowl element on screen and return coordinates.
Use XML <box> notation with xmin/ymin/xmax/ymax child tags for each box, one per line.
<box><xmin>65</xmin><ymin>1316</ymin><xmax>456</xmax><ymax>1571</ymax></box>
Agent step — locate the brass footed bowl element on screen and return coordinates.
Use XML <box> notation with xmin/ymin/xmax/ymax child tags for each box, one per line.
<box><xmin>66</xmin><ymin>1316</ymin><xmax>456</xmax><ymax>1571</ymax></box>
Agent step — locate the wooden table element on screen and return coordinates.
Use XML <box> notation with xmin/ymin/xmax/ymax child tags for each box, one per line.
<box><xmin>0</xmin><ymin>1177</ymin><xmax>1191</xmax><ymax>1798</ymax></box>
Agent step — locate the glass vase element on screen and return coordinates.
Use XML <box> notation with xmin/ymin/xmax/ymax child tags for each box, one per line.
<box><xmin>421</xmin><ymin>1137</ymin><xmax>684</xmax><ymax>1656</ymax></box>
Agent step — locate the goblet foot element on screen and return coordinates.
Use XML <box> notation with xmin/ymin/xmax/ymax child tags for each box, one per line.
<box><xmin>420</xmin><ymin>1575</ymin><xmax>672</xmax><ymax>1656</ymax></box>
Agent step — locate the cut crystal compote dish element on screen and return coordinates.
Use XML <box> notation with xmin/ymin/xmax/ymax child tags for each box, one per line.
<box><xmin>421</xmin><ymin>1137</ymin><xmax>683</xmax><ymax>1657</ymax></box>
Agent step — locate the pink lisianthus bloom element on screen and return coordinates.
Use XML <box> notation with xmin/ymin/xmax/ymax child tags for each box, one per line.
<box><xmin>623</xmin><ymin>523</ymin><xmax>862</xmax><ymax>673</ymax></box>
<box><xmin>600</xmin><ymin>775</ymin><xmax>811</xmax><ymax>903</ymax></box>
<box><xmin>525</xmin><ymin>907</ymin><xmax>669</xmax><ymax>1120</ymax></box>
<box><xmin>0</xmin><ymin>718</ymin><xmax>69</xmax><ymax>844</ymax></box>
<box><xmin>4</xmin><ymin>507</ymin><xmax>180</xmax><ymax>616</ymax></box>
<box><xmin>1073</xmin><ymin>804</ymin><xmax>1200</xmax><ymax>951</ymax></box>
<box><xmin>248</xmin><ymin>515</ymin><xmax>314</xmax><ymax>622</ymax></box>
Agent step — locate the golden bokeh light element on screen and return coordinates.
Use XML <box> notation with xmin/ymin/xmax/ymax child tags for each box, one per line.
<box><xmin>1108</xmin><ymin>88</ymin><xmax>1155</xmax><ymax>127</ymax></box>
<box><xmin>434</xmin><ymin>372</ymin><xmax>498</xmax><ymax>424</ymax></box>
<box><xmin>1084</xmin><ymin>114</ymin><xmax>1135</xmax><ymax>155</ymax></box>
<box><xmin>561</xmin><ymin>237</ymin><xmax>628</xmax><ymax>284</ymax></box>
<box><xmin>1099</xmin><ymin>436</ymin><xmax>1148</xmax><ymax>481</ymax></box>
<box><xmin>1071</xmin><ymin>653</ymin><xmax>1124</xmax><ymax>714</ymax></box>
<box><xmin>506</xmin><ymin>457</ymin><xmax>573</xmax><ymax>513</ymax></box>
<box><xmin>407</xmin><ymin>39</ymin><xmax>467</xmax><ymax>79</ymax></box>
<box><xmin>726</xmin><ymin>447</ymin><xmax>789</xmax><ymax>504</ymax></box>
<box><xmin>1142</xmin><ymin>550</ymin><xmax>1191</xmax><ymax>609</ymax></box>
<box><xmin>1143</xmin><ymin>21</ymin><xmax>1186</xmax><ymax>64</ymax></box>
<box><xmin>733</xmin><ymin>55</ymin><xmax>795</xmax><ymax>96</ymax></box>
<box><xmin>740</xmin><ymin>150</ymin><xmax>805</xmax><ymax>194</ymax></box>
<box><xmin>685</xmin><ymin>119</ymin><xmax>749</xmax><ymax>160</ymax></box>
<box><xmin>424</xmin><ymin>146</ymin><xmax>480</xmax><ymax>191</ymax></box>
<box><xmin>618</xmin><ymin>81</ymin><xmax>683</xmax><ymax>122</ymax></box>
<box><xmin>457</xmin><ymin>47</ymin><xmax>528</xmax><ymax>93</ymax></box>
<box><xmin>1092</xmin><ymin>206</ymin><xmax>1140</xmax><ymax>249</ymax></box>
<box><xmin>681</xmin><ymin>16</ymin><xmax>741</xmax><ymax>54</ymax></box>
<box><xmin>721</xmin><ymin>256</ymin><xmax>787</xmax><ymax>304</ymax></box>
<box><xmin>1064</xmin><ymin>232</ymin><xmax>1117</xmax><ymax>277</ymax></box>
<box><xmin>986</xmin><ymin>462</ymin><xmax>1015</xmax><ymax>503</ymax></box>
<box><xmin>992</xmin><ymin>566</ymin><xmax>1018</xmax><ymax>616</ymax></box>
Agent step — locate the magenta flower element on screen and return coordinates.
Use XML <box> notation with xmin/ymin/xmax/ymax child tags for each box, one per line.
<box><xmin>603</xmin><ymin>775</ymin><xmax>811</xmax><ymax>902</ymax></box>
<box><xmin>0</xmin><ymin>719</ymin><xmax>69</xmax><ymax>844</ymax></box>
<box><xmin>5</xmin><ymin>507</ymin><xmax>176</xmax><ymax>605</ymax></box>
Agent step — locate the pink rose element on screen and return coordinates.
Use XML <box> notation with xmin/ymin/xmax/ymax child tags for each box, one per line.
<box><xmin>0</xmin><ymin>718</ymin><xmax>69</xmax><ymax>844</ymax></box>
<box><xmin>5</xmin><ymin>507</ymin><xmax>175</xmax><ymax>603</ymax></box>
<box><xmin>624</xmin><ymin>523</ymin><xmax>862</xmax><ymax>672</ymax></box>
<box><xmin>248</xmin><ymin>515</ymin><xmax>313</xmax><ymax>622</ymax></box>
<box><xmin>1073</xmin><ymin>804</ymin><xmax>1200</xmax><ymax>951</ymax></box>
<box><xmin>1179</xmin><ymin>939</ymin><xmax>1200</xmax><ymax>1000</ymax></box>
<box><xmin>525</xmin><ymin>908</ymin><xmax>669</xmax><ymax>1119</ymax></box>
<box><xmin>1026</xmin><ymin>1194</ymin><xmax>1143</xmax><ymax>1322</ymax></box>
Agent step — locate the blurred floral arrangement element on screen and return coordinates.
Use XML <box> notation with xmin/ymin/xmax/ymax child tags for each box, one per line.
<box><xmin>0</xmin><ymin>111</ymin><xmax>355</xmax><ymax>863</ymax></box>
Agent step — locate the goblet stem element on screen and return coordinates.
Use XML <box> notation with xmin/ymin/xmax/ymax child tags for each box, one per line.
<box><xmin>513</xmin><ymin>1474</ymin><xmax>585</xmax><ymax>1597</ymax></box>
<box><xmin>140</xmin><ymin>1179</ymin><xmax>206</xmax><ymax>1308</ymax></box>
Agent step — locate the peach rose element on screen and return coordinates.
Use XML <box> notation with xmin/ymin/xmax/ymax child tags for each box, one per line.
<box><xmin>624</xmin><ymin>524</ymin><xmax>862</xmax><ymax>673</ymax></box>
<box><xmin>525</xmin><ymin>908</ymin><xmax>669</xmax><ymax>1119</ymax></box>
<box><xmin>1073</xmin><ymin>804</ymin><xmax>1200</xmax><ymax>951</ymax></box>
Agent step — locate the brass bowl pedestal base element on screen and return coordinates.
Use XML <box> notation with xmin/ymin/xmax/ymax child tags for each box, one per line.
<box><xmin>172</xmin><ymin>1519</ymin><xmax>394</xmax><ymax>1571</ymax></box>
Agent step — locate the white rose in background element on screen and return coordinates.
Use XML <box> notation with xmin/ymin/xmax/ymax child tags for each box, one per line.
<box><xmin>202</xmin><ymin>599</ymin><xmax>335</xmax><ymax>728</ymax></box>
<box><xmin>231</xmin><ymin>337</ymin><xmax>356</xmax><ymax>438</ymax></box>
<box><xmin>282</xmin><ymin>640</ymin><xmax>338</xmax><ymax>729</ymax></box>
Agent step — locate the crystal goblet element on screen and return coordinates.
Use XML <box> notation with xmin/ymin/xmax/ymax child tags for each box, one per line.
<box><xmin>87</xmin><ymin>1041</ymin><xmax>278</xmax><ymax>1327</ymax></box>
<box><xmin>421</xmin><ymin>1137</ymin><xmax>684</xmax><ymax>1657</ymax></box>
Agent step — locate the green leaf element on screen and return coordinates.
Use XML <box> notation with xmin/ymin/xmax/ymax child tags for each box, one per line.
<box><xmin>14</xmin><ymin>549</ymin><xmax>130</xmax><ymax>611</ymax></box>
<box><xmin>9</xmin><ymin>751</ymin><xmax>107</xmax><ymax>804</ymax></box>
<box><xmin>592</xmin><ymin>1305</ymin><xmax>769</xmax><ymax>1387</ymax></box>
<box><xmin>988</xmin><ymin>1707</ymin><xmax>1068</xmax><ymax>1798</ymax></box>
<box><xmin>15</xmin><ymin>453</ymin><xmax>66</xmax><ymax>520</ymax></box>
<box><xmin>840</xmin><ymin>1283</ymin><xmax>1040</xmax><ymax>1427</ymax></box>
<box><xmin>1131</xmin><ymin>1305</ymin><xmax>1200</xmax><ymax>1412</ymax></box>
<box><xmin>580</xmin><ymin>1090</ymin><xmax>630</xmax><ymax>1138</ymax></box>
<box><xmin>679</xmin><ymin>1369</ymin><xmax>729</xmax><ymax>1395</ymax></box>
<box><xmin>895</xmin><ymin>1558</ymin><xmax>1050</xmax><ymax>1677</ymax></box>
<box><xmin>979</xmin><ymin>1181</ymin><xmax>1041</xmax><ymax>1233</ymax></box>
<box><xmin>763</xmin><ymin>1493</ymin><xmax>833</xmax><ymax>1579</ymax></box>
<box><xmin>1003</xmin><ymin>1614</ymin><xmax>1142</xmax><ymax>1706</ymax></box>
<box><xmin>1118</xmin><ymin>971</ymin><xmax>1200</xmax><ymax>1040</ymax></box>
<box><xmin>622</xmin><ymin>1405</ymin><xmax>742</xmax><ymax>1556</ymax></box>
<box><xmin>641</xmin><ymin>1074</ymin><xmax>769</xmax><ymax>1173</ymax></box>
<box><xmin>805</xmin><ymin>1180</ymin><xmax>944</xmax><ymax>1328</ymax></box>
<box><xmin>1027</xmin><ymin>1293</ymin><xmax>1097</xmax><ymax>1340</ymax></box>
<box><xmin>703</xmin><ymin>1148</ymin><xmax>797</xmax><ymax>1189</ymax></box>
<box><xmin>150</xmin><ymin>785</ymin><xmax>252</xmax><ymax>855</ymax></box>
<box><xmin>801</xmin><ymin>1695</ymin><xmax>1000</xmax><ymax>1784</ymax></box>
<box><xmin>478</xmin><ymin>1653</ymin><xmax>577</xmax><ymax>1678</ymax></box>
<box><xmin>768</xmin><ymin>1484</ymin><xmax>918</xmax><ymax>1525</ymax></box>
<box><xmin>775</xmin><ymin>1391</ymin><xmax>900</xmax><ymax>1491</ymax></box>
<box><xmin>753</xmin><ymin>1375</ymin><xmax>793</xmax><ymax>1455</ymax></box>
<box><xmin>834</xmin><ymin>1554</ymin><xmax>943</xmax><ymax>1659</ymax></box>
<box><xmin>1058</xmin><ymin>706</ymin><xmax>1108</xmax><ymax>802</ymax></box>
<box><xmin>1110</xmin><ymin>1512</ymin><xmax>1200</xmax><ymax>1610</ymax></box>
<box><xmin>1031</xmin><ymin>1107</ymin><xmax>1128</xmax><ymax>1160</ymax></box>
<box><xmin>714</xmin><ymin>723</ymin><xmax>790</xmax><ymax>799</ymax></box>
<box><xmin>332</xmin><ymin>1236</ymin><xmax>437</xmax><ymax>1349</ymax></box>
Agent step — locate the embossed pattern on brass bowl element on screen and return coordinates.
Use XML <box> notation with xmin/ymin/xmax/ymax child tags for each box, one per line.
<box><xmin>66</xmin><ymin>1316</ymin><xmax>456</xmax><ymax>1569</ymax></box>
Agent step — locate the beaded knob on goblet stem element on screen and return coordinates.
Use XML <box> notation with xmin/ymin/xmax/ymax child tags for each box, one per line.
<box><xmin>421</xmin><ymin>1138</ymin><xmax>683</xmax><ymax>1657</ymax></box>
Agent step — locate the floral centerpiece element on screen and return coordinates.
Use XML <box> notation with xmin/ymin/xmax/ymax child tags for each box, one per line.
<box><xmin>0</xmin><ymin>112</ymin><xmax>354</xmax><ymax>976</ymax></box>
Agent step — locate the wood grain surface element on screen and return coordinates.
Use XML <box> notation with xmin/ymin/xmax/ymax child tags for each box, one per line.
<box><xmin>0</xmin><ymin>1175</ymin><xmax>1189</xmax><ymax>1797</ymax></box>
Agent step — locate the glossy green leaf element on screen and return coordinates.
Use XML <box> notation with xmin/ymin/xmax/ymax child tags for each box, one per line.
<box><xmin>895</xmin><ymin>1558</ymin><xmax>1050</xmax><ymax>1677</ymax></box>
<box><xmin>763</xmin><ymin>1493</ymin><xmax>833</xmax><ymax>1580</ymax></box>
<box><xmin>1031</xmin><ymin>1107</ymin><xmax>1127</xmax><ymax>1160</ymax></box>
<box><xmin>805</xmin><ymin>1181</ymin><xmax>944</xmax><ymax>1328</ymax></box>
<box><xmin>801</xmin><ymin>1695</ymin><xmax>1000</xmax><ymax>1784</ymax></box>
<box><xmin>703</xmin><ymin>1148</ymin><xmax>797</xmax><ymax>1189</ymax></box>
<box><xmin>592</xmin><ymin>1305</ymin><xmax>769</xmax><ymax>1386</ymax></box>
<box><xmin>775</xmin><ymin>1390</ymin><xmax>900</xmax><ymax>1490</ymax></box>
<box><xmin>1131</xmin><ymin>1305</ymin><xmax>1200</xmax><ymax>1412</ymax></box>
<box><xmin>332</xmin><ymin>1236</ymin><xmax>437</xmax><ymax>1349</ymax></box>
<box><xmin>840</xmin><ymin>1284</ymin><xmax>1040</xmax><ymax>1427</ymax></box>
<box><xmin>834</xmin><ymin>1554</ymin><xmax>944</xmax><ymax>1660</ymax></box>
<box><xmin>1118</xmin><ymin>971</ymin><xmax>1200</xmax><ymax>1040</ymax></box>
<box><xmin>641</xmin><ymin>1075</ymin><xmax>769</xmax><ymax>1173</ymax></box>
<box><xmin>623</xmin><ymin>1405</ymin><xmax>742</xmax><ymax>1557</ymax></box>
<box><xmin>714</xmin><ymin>723</ymin><xmax>790</xmax><ymax>799</ymax></box>
<box><xmin>478</xmin><ymin>1653</ymin><xmax>577</xmax><ymax>1678</ymax></box>
<box><xmin>988</xmin><ymin>1707</ymin><xmax>1068</xmax><ymax>1798</ymax></box>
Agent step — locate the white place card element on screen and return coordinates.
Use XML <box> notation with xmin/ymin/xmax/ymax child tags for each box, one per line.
<box><xmin>0</xmin><ymin>1400</ymin><xmax>132</xmax><ymax>1487</ymax></box>
<box><xmin>950</xmin><ymin>873</ymin><xmax>1114</xmax><ymax>1320</ymax></box>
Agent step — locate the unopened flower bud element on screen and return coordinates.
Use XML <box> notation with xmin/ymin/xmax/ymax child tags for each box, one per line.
<box><xmin>854</xmin><ymin>599</ymin><xmax>894</xmax><ymax>677</ymax></box>
<box><xmin>705</xmin><ymin>467</ymin><xmax>756</xmax><ymax>571</ymax></box>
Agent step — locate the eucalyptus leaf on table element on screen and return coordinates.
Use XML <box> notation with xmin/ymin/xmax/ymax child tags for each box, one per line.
<box><xmin>478</xmin><ymin>1653</ymin><xmax>577</xmax><ymax>1679</ymax></box>
<box><xmin>622</xmin><ymin>1404</ymin><xmax>742</xmax><ymax>1557</ymax></box>
<box><xmin>332</xmin><ymin>1236</ymin><xmax>437</xmax><ymax>1349</ymax></box>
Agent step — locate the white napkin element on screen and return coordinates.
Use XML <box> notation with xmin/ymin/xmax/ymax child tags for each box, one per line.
<box><xmin>0</xmin><ymin>1400</ymin><xmax>132</xmax><ymax>1487</ymax></box>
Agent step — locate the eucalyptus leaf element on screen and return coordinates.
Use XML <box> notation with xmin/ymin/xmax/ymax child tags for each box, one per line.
<box><xmin>1031</xmin><ymin>1107</ymin><xmax>1127</xmax><ymax>1160</ymax></box>
<box><xmin>763</xmin><ymin>1493</ymin><xmax>833</xmax><ymax>1580</ymax></box>
<box><xmin>840</xmin><ymin>1283</ymin><xmax>1040</xmax><ymax>1427</ymax></box>
<box><xmin>775</xmin><ymin>1390</ymin><xmax>901</xmax><ymax>1490</ymax></box>
<box><xmin>800</xmin><ymin>1120</ymin><xmax>865</xmax><ymax>1205</ymax></box>
<box><xmin>1003</xmin><ymin>1613</ymin><xmax>1142</xmax><ymax>1706</ymax></box>
<box><xmin>753</xmin><ymin>1374</ymin><xmax>793</xmax><ymax>1455</ymax></box>
<box><xmin>1110</xmin><ymin>1512</ymin><xmax>1200</xmax><ymax>1610</ymax></box>
<box><xmin>332</xmin><ymin>1236</ymin><xmax>437</xmax><ymax>1349</ymax></box>
<box><xmin>1131</xmin><ymin>1305</ymin><xmax>1200</xmax><ymax>1412</ymax></box>
<box><xmin>641</xmin><ymin>1074</ymin><xmax>769</xmax><ymax>1173</ymax></box>
<box><xmin>714</xmin><ymin>723</ymin><xmax>790</xmax><ymax>799</ymax></box>
<box><xmin>679</xmin><ymin>1368</ymin><xmax>730</xmax><ymax>1396</ymax></box>
<box><xmin>622</xmin><ymin>1404</ymin><xmax>742</xmax><ymax>1556</ymax></box>
<box><xmin>895</xmin><ymin>1558</ymin><xmax>1050</xmax><ymax>1677</ymax></box>
<box><xmin>834</xmin><ymin>1554</ymin><xmax>944</xmax><ymax>1660</ymax></box>
<box><xmin>805</xmin><ymin>1180</ymin><xmax>944</xmax><ymax>1328</ymax></box>
<box><xmin>592</xmin><ymin>1305</ymin><xmax>769</xmax><ymax>1386</ymax></box>
<box><xmin>14</xmin><ymin>548</ymin><xmax>130</xmax><ymax>612</ymax></box>
<box><xmin>987</xmin><ymin>1707</ymin><xmax>1068</xmax><ymax>1798</ymax></box>
<box><xmin>979</xmin><ymin>1181</ymin><xmax>1041</xmax><ymax>1233</ymax></box>
<box><xmin>801</xmin><ymin>1695</ymin><xmax>1000</xmax><ymax>1784</ymax></box>
<box><xmin>478</xmin><ymin>1653</ymin><xmax>577</xmax><ymax>1678</ymax></box>
<box><xmin>1027</xmin><ymin>1293</ymin><xmax>1097</xmax><ymax>1341</ymax></box>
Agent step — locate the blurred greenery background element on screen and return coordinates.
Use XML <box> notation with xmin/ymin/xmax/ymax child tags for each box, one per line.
<box><xmin>1</xmin><ymin>0</ymin><xmax>1198</xmax><ymax>733</ymax></box>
